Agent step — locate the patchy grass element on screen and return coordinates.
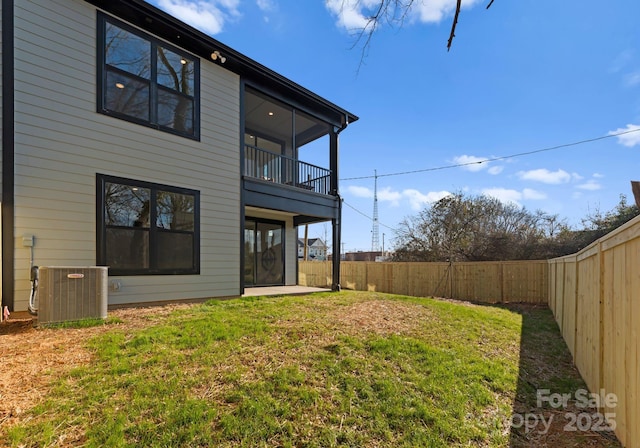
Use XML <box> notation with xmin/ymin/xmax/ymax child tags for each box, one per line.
<box><xmin>38</xmin><ymin>316</ymin><xmax>123</xmax><ymax>329</ymax></box>
<box><xmin>2</xmin><ymin>292</ymin><xmax>620</xmax><ymax>447</ymax></box>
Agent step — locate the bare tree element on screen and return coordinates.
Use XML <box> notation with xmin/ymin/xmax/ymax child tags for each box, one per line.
<box><xmin>348</xmin><ymin>0</ymin><xmax>496</xmax><ymax>52</ymax></box>
<box><xmin>393</xmin><ymin>192</ymin><xmax>564</xmax><ymax>262</ymax></box>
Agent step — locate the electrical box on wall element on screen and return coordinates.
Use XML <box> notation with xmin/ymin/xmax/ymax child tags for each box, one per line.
<box><xmin>22</xmin><ymin>235</ymin><xmax>34</xmax><ymax>247</ymax></box>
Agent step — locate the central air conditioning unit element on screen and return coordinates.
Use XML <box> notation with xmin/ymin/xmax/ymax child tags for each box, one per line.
<box><xmin>37</xmin><ymin>266</ymin><xmax>109</xmax><ymax>324</ymax></box>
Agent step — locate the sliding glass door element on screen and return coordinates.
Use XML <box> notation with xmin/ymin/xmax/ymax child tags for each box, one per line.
<box><xmin>244</xmin><ymin>219</ymin><xmax>284</xmax><ymax>286</ymax></box>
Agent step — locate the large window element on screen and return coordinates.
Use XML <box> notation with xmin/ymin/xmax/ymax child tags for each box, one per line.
<box><xmin>97</xmin><ymin>13</ymin><xmax>200</xmax><ymax>139</ymax></box>
<box><xmin>97</xmin><ymin>174</ymin><xmax>200</xmax><ymax>275</ymax></box>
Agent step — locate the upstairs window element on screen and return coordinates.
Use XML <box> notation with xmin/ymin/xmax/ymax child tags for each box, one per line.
<box><xmin>97</xmin><ymin>13</ymin><xmax>200</xmax><ymax>139</ymax></box>
<box><xmin>97</xmin><ymin>174</ymin><xmax>200</xmax><ymax>275</ymax></box>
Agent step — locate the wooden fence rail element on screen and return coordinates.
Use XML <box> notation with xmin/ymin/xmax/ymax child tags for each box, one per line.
<box><xmin>549</xmin><ymin>216</ymin><xmax>640</xmax><ymax>448</ymax></box>
<box><xmin>299</xmin><ymin>260</ymin><xmax>548</xmax><ymax>304</ymax></box>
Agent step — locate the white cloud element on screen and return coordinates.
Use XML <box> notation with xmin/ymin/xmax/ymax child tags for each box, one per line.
<box><xmin>593</xmin><ymin>173</ymin><xmax>604</xmax><ymax>178</ymax></box>
<box><xmin>517</xmin><ymin>168</ymin><xmax>572</xmax><ymax>184</ymax></box>
<box><xmin>324</xmin><ymin>0</ymin><xmax>372</xmax><ymax>30</ymax></box>
<box><xmin>346</xmin><ymin>185</ymin><xmax>373</xmax><ymax>198</ymax></box>
<box><xmin>155</xmin><ymin>0</ymin><xmax>240</xmax><ymax>35</ymax></box>
<box><xmin>609</xmin><ymin>124</ymin><xmax>640</xmax><ymax>147</ymax></box>
<box><xmin>415</xmin><ymin>0</ymin><xmax>482</xmax><ymax>23</ymax></box>
<box><xmin>403</xmin><ymin>189</ymin><xmax>451</xmax><ymax>210</ymax></box>
<box><xmin>482</xmin><ymin>188</ymin><xmax>546</xmax><ymax>206</ymax></box>
<box><xmin>256</xmin><ymin>0</ymin><xmax>275</xmax><ymax>11</ymax></box>
<box><xmin>378</xmin><ymin>187</ymin><xmax>403</xmax><ymax>205</ymax></box>
<box><xmin>256</xmin><ymin>0</ymin><xmax>276</xmax><ymax>22</ymax></box>
<box><xmin>577</xmin><ymin>180</ymin><xmax>602</xmax><ymax>191</ymax></box>
<box><xmin>345</xmin><ymin>185</ymin><xmax>450</xmax><ymax>210</ymax></box>
<box><xmin>625</xmin><ymin>71</ymin><xmax>640</xmax><ymax>87</ymax></box>
<box><xmin>452</xmin><ymin>155</ymin><xmax>489</xmax><ymax>172</ymax></box>
<box><xmin>452</xmin><ymin>154</ymin><xmax>503</xmax><ymax>175</ymax></box>
<box><xmin>325</xmin><ymin>0</ymin><xmax>482</xmax><ymax>31</ymax></box>
<box><xmin>571</xmin><ymin>172</ymin><xmax>584</xmax><ymax>181</ymax></box>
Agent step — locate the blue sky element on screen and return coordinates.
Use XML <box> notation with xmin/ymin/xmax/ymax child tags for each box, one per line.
<box><xmin>148</xmin><ymin>0</ymin><xmax>640</xmax><ymax>253</ymax></box>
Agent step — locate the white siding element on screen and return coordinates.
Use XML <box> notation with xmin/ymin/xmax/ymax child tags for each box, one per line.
<box><xmin>13</xmin><ymin>0</ymin><xmax>241</xmax><ymax>310</ymax></box>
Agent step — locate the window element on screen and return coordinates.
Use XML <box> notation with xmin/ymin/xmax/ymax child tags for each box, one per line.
<box><xmin>97</xmin><ymin>174</ymin><xmax>200</xmax><ymax>275</ymax></box>
<box><xmin>97</xmin><ymin>13</ymin><xmax>200</xmax><ymax>139</ymax></box>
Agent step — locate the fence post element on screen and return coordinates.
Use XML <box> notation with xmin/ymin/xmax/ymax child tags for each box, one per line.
<box><xmin>573</xmin><ymin>256</ymin><xmax>579</xmax><ymax>358</ymax></box>
<box><xmin>499</xmin><ymin>262</ymin><xmax>505</xmax><ymax>303</ymax></box>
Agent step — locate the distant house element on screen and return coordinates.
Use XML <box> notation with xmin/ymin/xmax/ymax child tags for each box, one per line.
<box><xmin>298</xmin><ymin>238</ymin><xmax>328</xmax><ymax>260</ymax></box>
<box><xmin>0</xmin><ymin>0</ymin><xmax>357</xmax><ymax>312</ymax></box>
<box><xmin>344</xmin><ymin>251</ymin><xmax>382</xmax><ymax>262</ymax></box>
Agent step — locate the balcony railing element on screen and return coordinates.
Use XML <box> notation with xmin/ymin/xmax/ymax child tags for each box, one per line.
<box><xmin>244</xmin><ymin>145</ymin><xmax>332</xmax><ymax>195</ymax></box>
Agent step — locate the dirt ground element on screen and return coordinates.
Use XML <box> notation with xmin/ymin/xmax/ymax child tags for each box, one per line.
<box><xmin>0</xmin><ymin>301</ymin><xmax>622</xmax><ymax>447</ymax></box>
<box><xmin>0</xmin><ymin>305</ymin><xmax>192</xmax><ymax>430</ymax></box>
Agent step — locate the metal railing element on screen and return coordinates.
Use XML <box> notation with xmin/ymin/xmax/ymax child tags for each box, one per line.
<box><xmin>244</xmin><ymin>144</ymin><xmax>332</xmax><ymax>195</ymax></box>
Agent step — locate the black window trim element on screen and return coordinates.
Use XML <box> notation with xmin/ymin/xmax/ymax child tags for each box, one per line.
<box><xmin>96</xmin><ymin>173</ymin><xmax>201</xmax><ymax>276</ymax></box>
<box><xmin>97</xmin><ymin>12</ymin><xmax>201</xmax><ymax>140</ymax></box>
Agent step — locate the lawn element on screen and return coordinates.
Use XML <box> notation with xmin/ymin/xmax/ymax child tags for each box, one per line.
<box><xmin>1</xmin><ymin>291</ymin><xmax>621</xmax><ymax>447</ymax></box>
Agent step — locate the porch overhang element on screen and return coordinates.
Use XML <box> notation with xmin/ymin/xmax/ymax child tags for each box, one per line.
<box><xmin>243</xmin><ymin>178</ymin><xmax>339</xmax><ymax>225</ymax></box>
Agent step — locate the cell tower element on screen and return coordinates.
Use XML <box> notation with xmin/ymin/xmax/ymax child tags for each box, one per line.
<box><xmin>371</xmin><ymin>170</ymin><xmax>380</xmax><ymax>252</ymax></box>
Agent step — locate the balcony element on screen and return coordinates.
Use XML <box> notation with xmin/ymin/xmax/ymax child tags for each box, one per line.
<box><xmin>244</xmin><ymin>145</ymin><xmax>332</xmax><ymax>196</ymax></box>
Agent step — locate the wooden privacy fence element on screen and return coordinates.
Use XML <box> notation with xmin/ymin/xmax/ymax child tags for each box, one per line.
<box><xmin>549</xmin><ymin>216</ymin><xmax>640</xmax><ymax>448</ymax></box>
<box><xmin>299</xmin><ymin>260</ymin><xmax>548</xmax><ymax>304</ymax></box>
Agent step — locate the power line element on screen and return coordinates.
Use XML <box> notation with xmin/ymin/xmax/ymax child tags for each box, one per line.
<box><xmin>343</xmin><ymin>200</ymin><xmax>397</xmax><ymax>232</ymax></box>
<box><xmin>341</xmin><ymin>127</ymin><xmax>640</xmax><ymax>181</ymax></box>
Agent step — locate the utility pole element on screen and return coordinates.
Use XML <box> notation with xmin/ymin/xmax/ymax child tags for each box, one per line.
<box><xmin>382</xmin><ymin>233</ymin><xmax>385</xmax><ymax>256</ymax></box>
<box><xmin>303</xmin><ymin>224</ymin><xmax>308</xmax><ymax>261</ymax></box>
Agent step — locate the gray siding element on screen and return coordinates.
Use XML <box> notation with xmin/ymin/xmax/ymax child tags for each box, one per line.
<box><xmin>13</xmin><ymin>0</ymin><xmax>241</xmax><ymax>310</ymax></box>
<box><xmin>0</xmin><ymin>0</ymin><xmax>3</xmax><ymax>191</ymax></box>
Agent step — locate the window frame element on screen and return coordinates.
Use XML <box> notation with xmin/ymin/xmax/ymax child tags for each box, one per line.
<box><xmin>97</xmin><ymin>174</ymin><xmax>201</xmax><ymax>276</ymax></box>
<box><xmin>97</xmin><ymin>12</ymin><xmax>201</xmax><ymax>140</ymax></box>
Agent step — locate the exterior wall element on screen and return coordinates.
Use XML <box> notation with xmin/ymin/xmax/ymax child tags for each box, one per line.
<box><xmin>12</xmin><ymin>0</ymin><xmax>241</xmax><ymax>310</ymax></box>
<box><xmin>245</xmin><ymin>208</ymin><xmax>296</xmax><ymax>285</ymax></box>
<box><xmin>1</xmin><ymin>0</ymin><xmax>4</xmax><ymax>300</ymax></box>
<box><xmin>0</xmin><ymin>0</ymin><xmax>3</xmax><ymax>190</ymax></box>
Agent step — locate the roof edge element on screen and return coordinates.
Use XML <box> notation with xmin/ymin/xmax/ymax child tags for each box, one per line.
<box><xmin>84</xmin><ymin>0</ymin><xmax>358</xmax><ymax>126</ymax></box>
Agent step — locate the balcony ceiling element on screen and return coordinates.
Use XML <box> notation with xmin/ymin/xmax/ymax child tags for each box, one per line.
<box><xmin>245</xmin><ymin>89</ymin><xmax>329</xmax><ymax>147</ymax></box>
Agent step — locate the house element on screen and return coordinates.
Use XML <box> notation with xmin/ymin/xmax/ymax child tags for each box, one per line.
<box><xmin>344</xmin><ymin>251</ymin><xmax>382</xmax><ymax>262</ymax></box>
<box><xmin>0</xmin><ymin>0</ymin><xmax>357</xmax><ymax>312</ymax></box>
<box><xmin>297</xmin><ymin>238</ymin><xmax>328</xmax><ymax>261</ymax></box>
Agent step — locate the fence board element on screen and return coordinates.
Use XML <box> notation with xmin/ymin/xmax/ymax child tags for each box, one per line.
<box><xmin>548</xmin><ymin>215</ymin><xmax>640</xmax><ymax>447</ymax></box>
<box><xmin>300</xmin><ymin>260</ymin><xmax>547</xmax><ymax>304</ymax></box>
<box><xmin>575</xmin><ymin>252</ymin><xmax>600</xmax><ymax>394</ymax></box>
<box><xmin>503</xmin><ymin>262</ymin><xmax>548</xmax><ymax>303</ymax></box>
<box><xmin>407</xmin><ymin>262</ymin><xmax>450</xmax><ymax>298</ymax></box>
<box><xmin>627</xmin><ymin>238</ymin><xmax>640</xmax><ymax>446</ymax></box>
<box><xmin>562</xmin><ymin>258</ymin><xmax>577</xmax><ymax>357</ymax></box>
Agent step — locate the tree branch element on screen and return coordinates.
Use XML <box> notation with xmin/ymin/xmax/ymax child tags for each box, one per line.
<box><xmin>447</xmin><ymin>0</ymin><xmax>462</xmax><ymax>51</ymax></box>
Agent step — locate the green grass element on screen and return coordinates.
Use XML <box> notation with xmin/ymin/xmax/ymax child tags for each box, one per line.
<box><xmin>3</xmin><ymin>292</ymin><xmax>610</xmax><ymax>447</ymax></box>
<box><xmin>38</xmin><ymin>316</ymin><xmax>123</xmax><ymax>329</ymax></box>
